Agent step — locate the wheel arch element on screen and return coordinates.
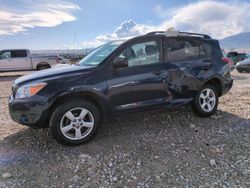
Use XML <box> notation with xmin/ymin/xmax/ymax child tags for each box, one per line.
<box><xmin>36</xmin><ymin>62</ymin><xmax>51</xmax><ymax>70</ymax></box>
<box><xmin>203</xmin><ymin>77</ymin><xmax>222</xmax><ymax>97</ymax></box>
<box><xmin>48</xmin><ymin>91</ymin><xmax>107</xmax><ymax>119</ymax></box>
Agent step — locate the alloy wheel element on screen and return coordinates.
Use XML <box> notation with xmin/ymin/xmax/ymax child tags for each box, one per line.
<box><xmin>59</xmin><ymin>107</ymin><xmax>94</xmax><ymax>140</ymax></box>
<box><xmin>199</xmin><ymin>88</ymin><xmax>216</xmax><ymax>112</ymax></box>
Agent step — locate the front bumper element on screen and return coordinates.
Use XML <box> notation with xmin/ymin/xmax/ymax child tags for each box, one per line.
<box><xmin>8</xmin><ymin>95</ymin><xmax>50</xmax><ymax>128</ymax></box>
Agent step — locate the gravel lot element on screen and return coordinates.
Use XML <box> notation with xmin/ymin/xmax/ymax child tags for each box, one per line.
<box><xmin>0</xmin><ymin>71</ymin><xmax>34</xmax><ymax>78</ymax></box>
<box><xmin>0</xmin><ymin>71</ymin><xmax>249</xmax><ymax>187</ymax></box>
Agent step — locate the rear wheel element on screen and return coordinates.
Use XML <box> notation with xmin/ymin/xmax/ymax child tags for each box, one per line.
<box><xmin>193</xmin><ymin>85</ymin><xmax>218</xmax><ymax>117</ymax></box>
<box><xmin>37</xmin><ymin>64</ymin><xmax>50</xmax><ymax>70</ymax></box>
<box><xmin>50</xmin><ymin>100</ymin><xmax>100</xmax><ymax>146</ymax></box>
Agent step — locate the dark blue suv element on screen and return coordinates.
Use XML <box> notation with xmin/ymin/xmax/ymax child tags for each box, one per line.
<box><xmin>9</xmin><ymin>31</ymin><xmax>233</xmax><ymax>145</ymax></box>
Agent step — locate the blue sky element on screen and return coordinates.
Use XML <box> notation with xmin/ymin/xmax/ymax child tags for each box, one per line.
<box><xmin>0</xmin><ymin>0</ymin><xmax>250</xmax><ymax>49</ymax></box>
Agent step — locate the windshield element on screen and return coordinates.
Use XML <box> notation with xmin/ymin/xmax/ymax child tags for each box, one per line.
<box><xmin>79</xmin><ymin>40</ymin><xmax>125</xmax><ymax>66</ymax></box>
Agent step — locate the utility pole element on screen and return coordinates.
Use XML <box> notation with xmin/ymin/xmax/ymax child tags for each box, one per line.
<box><xmin>73</xmin><ymin>32</ymin><xmax>76</xmax><ymax>56</ymax></box>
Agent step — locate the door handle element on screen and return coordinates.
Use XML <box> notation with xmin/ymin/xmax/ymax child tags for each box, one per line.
<box><xmin>153</xmin><ymin>70</ymin><xmax>164</xmax><ymax>75</ymax></box>
<box><xmin>202</xmin><ymin>65</ymin><xmax>212</xmax><ymax>71</ymax></box>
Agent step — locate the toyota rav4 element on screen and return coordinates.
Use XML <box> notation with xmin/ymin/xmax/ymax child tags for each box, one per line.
<box><xmin>9</xmin><ymin>31</ymin><xmax>233</xmax><ymax>145</ymax></box>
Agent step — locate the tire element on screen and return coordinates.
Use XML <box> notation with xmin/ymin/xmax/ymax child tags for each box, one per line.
<box><xmin>37</xmin><ymin>64</ymin><xmax>50</xmax><ymax>70</ymax></box>
<box><xmin>193</xmin><ymin>84</ymin><xmax>218</xmax><ymax>117</ymax></box>
<box><xmin>50</xmin><ymin>99</ymin><xmax>100</xmax><ymax>146</ymax></box>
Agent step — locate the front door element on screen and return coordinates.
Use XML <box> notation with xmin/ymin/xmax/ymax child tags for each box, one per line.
<box><xmin>0</xmin><ymin>51</ymin><xmax>12</xmax><ymax>70</ymax></box>
<box><xmin>106</xmin><ymin>37</ymin><xmax>171</xmax><ymax>113</ymax></box>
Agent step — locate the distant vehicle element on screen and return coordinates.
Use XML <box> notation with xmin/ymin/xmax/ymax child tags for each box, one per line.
<box><xmin>238</xmin><ymin>53</ymin><xmax>248</xmax><ymax>61</ymax></box>
<box><xmin>9</xmin><ymin>30</ymin><xmax>233</xmax><ymax>145</ymax></box>
<box><xmin>236</xmin><ymin>59</ymin><xmax>250</xmax><ymax>73</ymax></box>
<box><xmin>223</xmin><ymin>51</ymin><xmax>234</xmax><ymax>71</ymax></box>
<box><xmin>56</xmin><ymin>55</ymin><xmax>70</xmax><ymax>64</ymax></box>
<box><xmin>69</xmin><ymin>56</ymin><xmax>84</xmax><ymax>65</ymax></box>
<box><xmin>0</xmin><ymin>49</ymin><xmax>58</xmax><ymax>71</ymax></box>
<box><xmin>227</xmin><ymin>51</ymin><xmax>248</xmax><ymax>64</ymax></box>
<box><xmin>56</xmin><ymin>54</ymin><xmax>84</xmax><ymax>65</ymax></box>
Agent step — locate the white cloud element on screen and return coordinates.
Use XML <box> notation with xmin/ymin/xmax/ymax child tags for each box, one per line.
<box><xmin>157</xmin><ymin>0</ymin><xmax>250</xmax><ymax>39</ymax></box>
<box><xmin>80</xmin><ymin>0</ymin><xmax>250</xmax><ymax>48</ymax></box>
<box><xmin>153</xmin><ymin>5</ymin><xmax>173</xmax><ymax>19</ymax></box>
<box><xmin>81</xmin><ymin>20</ymin><xmax>156</xmax><ymax>48</ymax></box>
<box><xmin>0</xmin><ymin>0</ymin><xmax>80</xmax><ymax>36</ymax></box>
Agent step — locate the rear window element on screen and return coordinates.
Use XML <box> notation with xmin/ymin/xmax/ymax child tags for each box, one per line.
<box><xmin>166</xmin><ymin>37</ymin><xmax>201</xmax><ymax>62</ymax></box>
<box><xmin>11</xmin><ymin>50</ymin><xmax>27</xmax><ymax>58</ymax></box>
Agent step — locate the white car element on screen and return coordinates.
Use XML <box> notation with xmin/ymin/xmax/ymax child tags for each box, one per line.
<box><xmin>0</xmin><ymin>49</ymin><xmax>58</xmax><ymax>71</ymax></box>
<box><xmin>236</xmin><ymin>58</ymin><xmax>250</xmax><ymax>73</ymax></box>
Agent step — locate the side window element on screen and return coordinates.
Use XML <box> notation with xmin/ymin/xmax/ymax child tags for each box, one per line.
<box><xmin>199</xmin><ymin>44</ymin><xmax>207</xmax><ymax>58</ymax></box>
<box><xmin>118</xmin><ymin>41</ymin><xmax>159</xmax><ymax>67</ymax></box>
<box><xmin>202</xmin><ymin>41</ymin><xmax>212</xmax><ymax>58</ymax></box>
<box><xmin>0</xmin><ymin>51</ymin><xmax>11</xmax><ymax>59</ymax></box>
<box><xmin>166</xmin><ymin>38</ymin><xmax>200</xmax><ymax>62</ymax></box>
<box><xmin>11</xmin><ymin>50</ymin><xmax>27</xmax><ymax>58</ymax></box>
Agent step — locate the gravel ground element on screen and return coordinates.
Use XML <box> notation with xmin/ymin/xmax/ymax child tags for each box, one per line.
<box><xmin>0</xmin><ymin>71</ymin><xmax>34</xmax><ymax>78</ymax></box>
<box><xmin>0</xmin><ymin>71</ymin><xmax>249</xmax><ymax>187</ymax></box>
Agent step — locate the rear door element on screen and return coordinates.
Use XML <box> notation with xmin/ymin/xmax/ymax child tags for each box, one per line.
<box><xmin>164</xmin><ymin>37</ymin><xmax>211</xmax><ymax>98</ymax></box>
<box><xmin>106</xmin><ymin>36</ymin><xmax>170</xmax><ymax>113</ymax></box>
<box><xmin>11</xmin><ymin>50</ymin><xmax>31</xmax><ymax>70</ymax></box>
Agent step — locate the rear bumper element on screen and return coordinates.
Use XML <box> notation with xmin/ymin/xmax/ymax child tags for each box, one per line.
<box><xmin>221</xmin><ymin>75</ymin><xmax>233</xmax><ymax>96</ymax></box>
<box><xmin>8</xmin><ymin>95</ymin><xmax>50</xmax><ymax>128</ymax></box>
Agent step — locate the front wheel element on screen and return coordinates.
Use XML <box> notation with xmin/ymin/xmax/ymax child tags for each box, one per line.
<box><xmin>50</xmin><ymin>100</ymin><xmax>100</xmax><ymax>146</ymax></box>
<box><xmin>193</xmin><ymin>85</ymin><xmax>218</xmax><ymax>117</ymax></box>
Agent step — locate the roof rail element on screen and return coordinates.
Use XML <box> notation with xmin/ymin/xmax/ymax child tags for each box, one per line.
<box><xmin>146</xmin><ymin>31</ymin><xmax>165</xmax><ymax>35</ymax></box>
<box><xmin>178</xmin><ymin>32</ymin><xmax>211</xmax><ymax>39</ymax></box>
<box><xmin>146</xmin><ymin>31</ymin><xmax>211</xmax><ymax>39</ymax></box>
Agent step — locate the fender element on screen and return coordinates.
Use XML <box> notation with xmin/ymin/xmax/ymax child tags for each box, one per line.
<box><xmin>48</xmin><ymin>85</ymin><xmax>110</xmax><ymax>117</ymax></box>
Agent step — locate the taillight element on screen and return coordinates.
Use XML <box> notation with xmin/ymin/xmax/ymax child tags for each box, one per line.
<box><xmin>222</xmin><ymin>57</ymin><xmax>233</xmax><ymax>67</ymax></box>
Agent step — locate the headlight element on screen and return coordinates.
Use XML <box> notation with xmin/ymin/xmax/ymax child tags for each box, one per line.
<box><xmin>15</xmin><ymin>82</ymin><xmax>47</xmax><ymax>99</ymax></box>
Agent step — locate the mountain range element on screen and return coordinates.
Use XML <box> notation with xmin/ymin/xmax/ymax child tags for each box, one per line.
<box><xmin>220</xmin><ymin>32</ymin><xmax>250</xmax><ymax>50</ymax></box>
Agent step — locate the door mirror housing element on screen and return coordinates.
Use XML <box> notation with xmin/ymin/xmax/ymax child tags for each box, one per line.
<box><xmin>113</xmin><ymin>57</ymin><xmax>128</xmax><ymax>69</ymax></box>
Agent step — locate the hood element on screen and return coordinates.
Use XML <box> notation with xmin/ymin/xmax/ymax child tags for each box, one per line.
<box><xmin>14</xmin><ymin>65</ymin><xmax>94</xmax><ymax>86</ymax></box>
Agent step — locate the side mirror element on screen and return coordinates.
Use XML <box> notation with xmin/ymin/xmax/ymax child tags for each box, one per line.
<box><xmin>113</xmin><ymin>57</ymin><xmax>128</xmax><ymax>69</ymax></box>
